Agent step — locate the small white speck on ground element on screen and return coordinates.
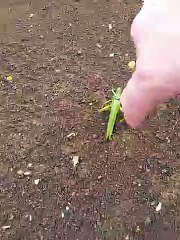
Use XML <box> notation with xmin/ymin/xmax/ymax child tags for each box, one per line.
<box><xmin>34</xmin><ymin>179</ymin><xmax>40</xmax><ymax>185</ymax></box>
<box><xmin>24</xmin><ymin>171</ymin><xmax>32</xmax><ymax>176</ymax></box>
<box><xmin>27</xmin><ymin>163</ymin><xmax>32</xmax><ymax>168</ymax></box>
<box><xmin>9</xmin><ymin>213</ymin><xmax>14</xmax><ymax>220</ymax></box>
<box><xmin>72</xmin><ymin>156</ymin><xmax>79</xmax><ymax>168</ymax></box>
<box><xmin>136</xmin><ymin>225</ymin><xmax>141</xmax><ymax>233</ymax></box>
<box><xmin>29</xmin><ymin>13</ymin><xmax>34</xmax><ymax>18</ymax></box>
<box><xmin>96</xmin><ymin>43</ymin><xmax>102</xmax><ymax>48</ymax></box>
<box><xmin>156</xmin><ymin>202</ymin><xmax>162</xmax><ymax>212</ymax></box>
<box><xmin>17</xmin><ymin>169</ymin><xmax>24</xmax><ymax>175</ymax></box>
<box><xmin>2</xmin><ymin>226</ymin><xmax>10</xmax><ymax>230</ymax></box>
<box><xmin>109</xmin><ymin>53</ymin><xmax>114</xmax><ymax>58</ymax></box>
<box><xmin>66</xmin><ymin>132</ymin><xmax>76</xmax><ymax>138</ymax></box>
<box><xmin>66</xmin><ymin>206</ymin><xmax>70</xmax><ymax>211</ymax></box>
<box><xmin>108</xmin><ymin>23</ymin><xmax>112</xmax><ymax>30</ymax></box>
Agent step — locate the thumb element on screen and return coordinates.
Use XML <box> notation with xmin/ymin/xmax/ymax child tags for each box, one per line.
<box><xmin>120</xmin><ymin>71</ymin><xmax>178</xmax><ymax>128</ymax></box>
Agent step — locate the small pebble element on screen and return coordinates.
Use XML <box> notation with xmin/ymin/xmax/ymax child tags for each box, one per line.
<box><xmin>61</xmin><ymin>211</ymin><xmax>65</xmax><ymax>218</ymax></box>
<box><xmin>34</xmin><ymin>179</ymin><xmax>40</xmax><ymax>185</ymax></box>
<box><xmin>29</xmin><ymin>13</ymin><xmax>34</xmax><ymax>18</ymax></box>
<box><xmin>2</xmin><ymin>226</ymin><xmax>10</xmax><ymax>230</ymax></box>
<box><xmin>96</xmin><ymin>43</ymin><xmax>102</xmax><ymax>48</ymax></box>
<box><xmin>72</xmin><ymin>156</ymin><xmax>79</xmax><ymax>168</ymax></box>
<box><xmin>136</xmin><ymin>226</ymin><xmax>141</xmax><ymax>233</ymax></box>
<box><xmin>67</xmin><ymin>132</ymin><xmax>76</xmax><ymax>138</ymax></box>
<box><xmin>156</xmin><ymin>202</ymin><xmax>162</xmax><ymax>212</ymax></box>
<box><xmin>27</xmin><ymin>163</ymin><xmax>32</xmax><ymax>168</ymax></box>
<box><xmin>109</xmin><ymin>23</ymin><xmax>112</xmax><ymax>30</ymax></box>
<box><xmin>128</xmin><ymin>60</ymin><xmax>136</xmax><ymax>70</ymax></box>
<box><xmin>151</xmin><ymin>201</ymin><xmax>156</xmax><ymax>206</ymax></box>
<box><xmin>24</xmin><ymin>171</ymin><xmax>32</xmax><ymax>176</ymax></box>
<box><xmin>66</xmin><ymin>206</ymin><xmax>70</xmax><ymax>211</ymax></box>
<box><xmin>29</xmin><ymin>215</ymin><xmax>32</xmax><ymax>221</ymax></box>
<box><xmin>7</xmin><ymin>75</ymin><xmax>12</xmax><ymax>81</ymax></box>
<box><xmin>109</xmin><ymin>53</ymin><xmax>114</xmax><ymax>58</ymax></box>
<box><xmin>17</xmin><ymin>170</ymin><xmax>24</xmax><ymax>175</ymax></box>
<box><xmin>77</xmin><ymin>50</ymin><xmax>82</xmax><ymax>55</ymax></box>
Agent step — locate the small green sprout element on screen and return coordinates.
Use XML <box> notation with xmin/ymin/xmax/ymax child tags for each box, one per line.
<box><xmin>99</xmin><ymin>87</ymin><xmax>125</xmax><ymax>140</ymax></box>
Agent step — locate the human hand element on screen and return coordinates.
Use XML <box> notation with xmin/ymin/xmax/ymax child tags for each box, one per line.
<box><xmin>121</xmin><ymin>0</ymin><xmax>180</xmax><ymax>128</ymax></box>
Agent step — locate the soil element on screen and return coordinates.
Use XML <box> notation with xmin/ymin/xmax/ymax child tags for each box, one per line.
<box><xmin>0</xmin><ymin>0</ymin><xmax>179</xmax><ymax>240</ymax></box>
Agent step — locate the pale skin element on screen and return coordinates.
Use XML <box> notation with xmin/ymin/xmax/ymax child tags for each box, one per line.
<box><xmin>121</xmin><ymin>0</ymin><xmax>180</xmax><ymax>128</ymax></box>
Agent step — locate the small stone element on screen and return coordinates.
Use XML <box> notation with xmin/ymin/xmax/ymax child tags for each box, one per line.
<box><xmin>156</xmin><ymin>202</ymin><xmax>162</xmax><ymax>212</ymax></box>
<box><xmin>66</xmin><ymin>206</ymin><xmax>70</xmax><ymax>211</ymax></box>
<box><xmin>2</xmin><ymin>226</ymin><xmax>10</xmax><ymax>230</ymax></box>
<box><xmin>96</xmin><ymin>43</ymin><xmax>102</xmax><ymax>48</ymax></box>
<box><xmin>29</xmin><ymin>13</ymin><xmax>34</xmax><ymax>18</ymax></box>
<box><xmin>151</xmin><ymin>201</ymin><xmax>156</xmax><ymax>206</ymax></box>
<box><xmin>128</xmin><ymin>60</ymin><xmax>136</xmax><ymax>70</ymax></box>
<box><xmin>67</xmin><ymin>132</ymin><xmax>76</xmax><ymax>139</ymax></box>
<box><xmin>27</xmin><ymin>163</ymin><xmax>32</xmax><ymax>168</ymax></box>
<box><xmin>24</xmin><ymin>171</ymin><xmax>32</xmax><ymax>176</ymax></box>
<box><xmin>77</xmin><ymin>50</ymin><xmax>82</xmax><ymax>55</ymax></box>
<box><xmin>109</xmin><ymin>53</ymin><xmax>114</xmax><ymax>58</ymax></box>
<box><xmin>136</xmin><ymin>225</ymin><xmax>141</xmax><ymax>233</ymax></box>
<box><xmin>7</xmin><ymin>75</ymin><xmax>12</xmax><ymax>81</ymax></box>
<box><xmin>72</xmin><ymin>156</ymin><xmax>79</xmax><ymax>168</ymax></box>
<box><xmin>55</xmin><ymin>69</ymin><xmax>61</xmax><ymax>73</ymax></box>
<box><xmin>109</xmin><ymin>23</ymin><xmax>112</xmax><ymax>30</ymax></box>
<box><xmin>34</xmin><ymin>179</ymin><xmax>40</xmax><ymax>185</ymax></box>
<box><xmin>61</xmin><ymin>211</ymin><xmax>64</xmax><ymax>218</ymax></box>
<box><xmin>17</xmin><ymin>170</ymin><xmax>24</xmax><ymax>175</ymax></box>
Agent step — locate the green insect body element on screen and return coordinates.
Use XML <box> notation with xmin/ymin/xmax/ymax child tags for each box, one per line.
<box><xmin>106</xmin><ymin>88</ymin><xmax>121</xmax><ymax>140</ymax></box>
<box><xmin>99</xmin><ymin>87</ymin><xmax>124</xmax><ymax>140</ymax></box>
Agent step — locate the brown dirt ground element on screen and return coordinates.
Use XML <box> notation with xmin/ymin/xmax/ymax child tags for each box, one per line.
<box><xmin>0</xmin><ymin>0</ymin><xmax>179</xmax><ymax>239</ymax></box>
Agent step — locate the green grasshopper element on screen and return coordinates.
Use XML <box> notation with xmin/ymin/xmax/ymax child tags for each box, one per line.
<box><xmin>99</xmin><ymin>87</ymin><xmax>124</xmax><ymax>140</ymax></box>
